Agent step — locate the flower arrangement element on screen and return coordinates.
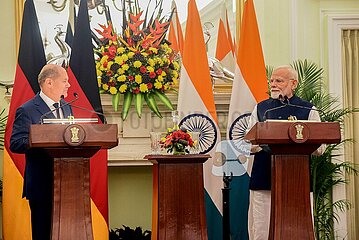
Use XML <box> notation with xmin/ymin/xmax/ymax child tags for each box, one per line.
<box><xmin>94</xmin><ymin>0</ymin><xmax>180</xmax><ymax>120</ymax></box>
<box><xmin>160</xmin><ymin>126</ymin><xmax>195</xmax><ymax>155</ymax></box>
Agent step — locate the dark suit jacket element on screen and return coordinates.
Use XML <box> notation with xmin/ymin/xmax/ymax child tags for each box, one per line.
<box><xmin>10</xmin><ymin>93</ymin><xmax>73</xmax><ymax>201</ymax></box>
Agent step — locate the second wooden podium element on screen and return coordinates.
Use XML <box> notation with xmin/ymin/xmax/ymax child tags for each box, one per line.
<box><xmin>30</xmin><ymin>123</ymin><xmax>118</xmax><ymax>240</ymax></box>
<box><xmin>245</xmin><ymin>121</ymin><xmax>340</xmax><ymax>240</ymax></box>
<box><xmin>145</xmin><ymin>154</ymin><xmax>210</xmax><ymax>240</ymax></box>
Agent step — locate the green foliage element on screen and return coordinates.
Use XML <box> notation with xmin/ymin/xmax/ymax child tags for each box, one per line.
<box><xmin>267</xmin><ymin>59</ymin><xmax>359</xmax><ymax>239</ymax></box>
<box><xmin>109</xmin><ymin>225</ymin><xmax>151</xmax><ymax>240</ymax></box>
<box><xmin>0</xmin><ymin>108</ymin><xmax>8</xmax><ymax>150</ymax></box>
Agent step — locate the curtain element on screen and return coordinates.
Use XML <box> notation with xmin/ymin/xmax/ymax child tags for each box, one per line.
<box><xmin>342</xmin><ymin>29</ymin><xmax>359</xmax><ymax>240</ymax></box>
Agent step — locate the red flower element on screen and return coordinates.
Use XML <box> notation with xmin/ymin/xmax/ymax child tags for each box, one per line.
<box><xmin>106</xmin><ymin>70</ymin><xmax>112</xmax><ymax>76</ymax></box>
<box><xmin>133</xmin><ymin>88</ymin><xmax>140</xmax><ymax>94</ymax></box>
<box><xmin>149</xmin><ymin>72</ymin><xmax>156</xmax><ymax>78</ymax></box>
<box><xmin>156</xmin><ymin>69</ymin><xmax>162</xmax><ymax>75</ymax></box>
<box><xmin>103</xmin><ymin>61</ymin><xmax>108</xmax><ymax>68</ymax></box>
<box><xmin>147</xmin><ymin>83</ymin><xmax>153</xmax><ymax>89</ymax></box>
<box><xmin>128</xmin><ymin>75</ymin><xmax>134</xmax><ymax>81</ymax></box>
<box><xmin>140</xmin><ymin>66</ymin><xmax>147</xmax><ymax>73</ymax></box>
<box><xmin>108</xmin><ymin>45</ymin><xmax>117</xmax><ymax>57</ymax></box>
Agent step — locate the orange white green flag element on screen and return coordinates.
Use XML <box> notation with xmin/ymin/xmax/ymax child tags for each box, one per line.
<box><xmin>168</xmin><ymin>0</ymin><xmax>184</xmax><ymax>54</ymax></box>
<box><xmin>215</xmin><ymin>0</ymin><xmax>235</xmax><ymax>72</ymax></box>
<box><xmin>177</xmin><ymin>0</ymin><xmax>222</xmax><ymax>239</ymax></box>
<box><xmin>226</xmin><ymin>0</ymin><xmax>268</xmax><ymax>239</ymax></box>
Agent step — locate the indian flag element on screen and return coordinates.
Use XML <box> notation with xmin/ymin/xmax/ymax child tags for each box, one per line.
<box><xmin>226</xmin><ymin>0</ymin><xmax>268</xmax><ymax>239</ymax></box>
<box><xmin>177</xmin><ymin>0</ymin><xmax>223</xmax><ymax>239</ymax></box>
<box><xmin>215</xmin><ymin>0</ymin><xmax>235</xmax><ymax>72</ymax></box>
<box><xmin>168</xmin><ymin>0</ymin><xmax>184</xmax><ymax>54</ymax></box>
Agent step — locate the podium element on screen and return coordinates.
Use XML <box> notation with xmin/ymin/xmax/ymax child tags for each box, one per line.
<box><xmin>145</xmin><ymin>154</ymin><xmax>210</xmax><ymax>240</ymax></box>
<box><xmin>245</xmin><ymin>121</ymin><xmax>340</xmax><ymax>240</ymax></box>
<box><xmin>30</xmin><ymin>123</ymin><xmax>118</xmax><ymax>240</ymax></box>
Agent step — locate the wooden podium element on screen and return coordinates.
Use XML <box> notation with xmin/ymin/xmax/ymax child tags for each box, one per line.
<box><xmin>30</xmin><ymin>124</ymin><xmax>118</xmax><ymax>240</ymax></box>
<box><xmin>245</xmin><ymin>121</ymin><xmax>340</xmax><ymax>240</ymax></box>
<box><xmin>145</xmin><ymin>154</ymin><xmax>210</xmax><ymax>240</ymax></box>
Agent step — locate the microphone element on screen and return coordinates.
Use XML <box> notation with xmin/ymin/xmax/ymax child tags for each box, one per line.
<box><xmin>262</xmin><ymin>95</ymin><xmax>287</xmax><ymax>121</ymax></box>
<box><xmin>283</xmin><ymin>96</ymin><xmax>326</xmax><ymax>119</ymax></box>
<box><xmin>39</xmin><ymin>94</ymin><xmax>79</xmax><ymax>124</ymax></box>
<box><xmin>70</xmin><ymin>93</ymin><xmax>107</xmax><ymax>124</ymax></box>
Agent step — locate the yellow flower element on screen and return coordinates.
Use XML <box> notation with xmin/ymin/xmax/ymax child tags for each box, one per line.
<box><xmin>119</xmin><ymin>84</ymin><xmax>127</xmax><ymax>93</ymax></box>
<box><xmin>122</xmin><ymin>54</ymin><xmax>128</xmax><ymax>62</ymax></box>
<box><xmin>141</xmin><ymin>52</ymin><xmax>148</xmax><ymax>57</ymax></box>
<box><xmin>122</xmin><ymin>64</ymin><xmax>129</xmax><ymax>71</ymax></box>
<box><xmin>117</xmin><ymin>75</ymin><xmax>126</xmax><ymax>82</ymax></box>
<box><xmin>157</xmin><ymin>75</ymin><xmax>163</xmax><ymax>82</ymax></box>
<box><xmin>154</xmin><ymin>81</ymin><xmax>162</xmax><ymax>89</ymax></box>
<box><xmin>172</xmin><ymin>70</ymin><xmax>179</xmax><ymax>78</ymax></box>
<box><xmin>96</xmin><ymin>69</ymin><xmax>102</xmax><ymax>77</ymax></box>
<box><xmin>161</xmin><ymin>71</ymin><xmax>167</xmax><ymax>77</ymax></box>
<box><xmin>100</xmin><ymin>55</ymin><xmax>108</xmax><ymax>64</ymax></box>
<box><xmin>115</xmin><ymin>56</ymin><xmax>124</xmax><ymax>65</ymax></box>
<box><xmin>146</xmin><ymin>66</ymin><xmax>154</xmax><ymax>72</ymax></box>
<box><xmin>118</xmin><ymin>68</ymin><xmax>125</xmax><ymax>74</ymax></box>
<box><xmin>134</xmin><ymin>61</ymin><xmax>142</xmax><ymax>68</ymax></box>
<box><xmin>109</xmin><ymin>87</ymin><xmax>118</xmax><ymax>94</ymax></box>
<box><xmin>135</xmin><ymin>75</ymin><xmax>142</xmax><ymax>84</ymax></box>
<box><xmin>97</xmin><ymin>78</ymin><xmax>102</xmax><ymax>87</ymax></box>
<box><xmin>128</xmin><ymin>52</ymin><xmax>135</xmax><ymax>58</ymax></box>
<box><xmin>157</xmin><ymin>58</ymin><xmax>164</xmax><ymax>66</ymax></box>
<box><xmin>139</xmin><ymin>83</ymin><xmax>148</xmax><ymax>92</ymax></box>
<box><xmin>148</xmin><ymin>58</ymin><xmax>155</xmax><ymax>67</ymax></box>
<box><xmin>107</xmin><ymin>61</ymin><xmax>114</xmax><ymax>70</ymax></box>
<box><xmin>102</xmin><ymin>84</ymin><xmax>109</xmax><ymax>91</ymax></box>
<box><xmin>172</xmin><ymin>78</ymin><xmax>179</xmax><ymax>86</ymax></box>
<box><xmin>100</xmin><ymin>46</ymin><xmax>105</xmax><ymax>53</ymax></box>
<box><xmin>117</xmin><ymin>47</ymin><xmax>125</xmax><ymax>54</ymax></box>
<box><xmin>173</xmin><ymin>61</ymin><xmax>180</xmax><ymax>70</ymax></box>
<box><xmin>149</xmin><ymin>47</ymin><xmax>158</xmax><ymax>54</ymax></box>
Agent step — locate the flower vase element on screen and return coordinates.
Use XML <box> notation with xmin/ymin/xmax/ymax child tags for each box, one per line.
<box><xmin>173</xmin><ymin>149</ymin><xmax>186</xmax><ymax>155</ymax></box>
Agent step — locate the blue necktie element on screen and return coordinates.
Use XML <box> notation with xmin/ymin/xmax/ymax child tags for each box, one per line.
<box><xmin>53</xmin><ymin>103</ymin><xmax>61</xmax><ymax>119</ymax></box>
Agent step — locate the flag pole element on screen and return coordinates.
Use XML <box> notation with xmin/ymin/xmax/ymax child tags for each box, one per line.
<box><xmin>222</xmin><ymin>172</ymin><xmax>233</xmax><ymax>240</ymax></box>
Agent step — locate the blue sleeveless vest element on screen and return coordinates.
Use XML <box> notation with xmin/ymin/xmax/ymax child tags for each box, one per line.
<box><xmin>249</xmin><ymin>95</ymin><xmax>313</xmax><ymax>190</ymax></box>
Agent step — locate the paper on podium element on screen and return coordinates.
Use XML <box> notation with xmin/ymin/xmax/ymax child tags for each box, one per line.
<box><xmin>42</xmin><ymin>118</ymin><xmax>98</xmax><ymax>124</ymax></box>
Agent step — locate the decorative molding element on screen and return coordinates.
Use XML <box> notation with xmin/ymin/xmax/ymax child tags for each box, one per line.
<box><xmin>326</xmin><ymin>12</ymin><xmax>359</xmax><ymax>106</ymax></box>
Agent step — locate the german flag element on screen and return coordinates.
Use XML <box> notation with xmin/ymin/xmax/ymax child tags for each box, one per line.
<box><xmin>67</xmin><ymin>0</ymin><xmax>109</xmax><ymax>238</ymax></box>
<box><xmin>3</xmin><ymin>0</ymin><xmax>46</xmax><ymax>239</ymax></box>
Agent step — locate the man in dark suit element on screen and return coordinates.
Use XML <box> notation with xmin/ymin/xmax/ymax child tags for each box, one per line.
<box><xmin>246</xmin><ymin>65</ymin><xmax>322</xmax><ymax>239</ymax></box>
<box><xmin>10</xmin><ymin>64</ymin><xmax>72</xmax><ymax>240</ymax></box>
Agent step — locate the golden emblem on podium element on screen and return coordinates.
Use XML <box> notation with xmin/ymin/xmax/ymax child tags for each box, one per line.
<box><xmin>288</xmin><ymin>122</ymin><xmax>309</xmax><ymax>143</ymax></box>
<box><xmin>295</xmin><ymin>124</ymin><xmax>304</xmax><ymax>140</ymax></box>
<box><xmin>70</xmin><ymin>127</ymin><xmax>80</xmax><ymax>143</ymax></box>
<box><xmin>63</xmin><ymin>124</ymin><xmax>85</xmax><ymax>146</ymax></box>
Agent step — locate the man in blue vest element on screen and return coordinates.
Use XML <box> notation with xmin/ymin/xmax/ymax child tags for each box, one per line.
<box><xmin>10</xmin><ymin>64</ymin><xmax>72</xmax><ymax>240</ymax></box>
<box><xmin>247</xmin><ymin>65</ymin><xmax>321</xmax><ymax>239</ymax></box>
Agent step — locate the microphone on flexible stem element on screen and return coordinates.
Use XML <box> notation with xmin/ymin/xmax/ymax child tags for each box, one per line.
<box><xmin>262</xmin><ymin>95</ymin><xmax>287</xmax><ymax>121</ymax></box>
<box><xmin>283</xmin><ymin>96</ymin><xmax>326</xmax><ymax>119</ymax></box>
<box><xmin>70</xmin><ymin>93</ymin><xmax>108</xmax><ymax>124</ymax></box>
<box><xmin>39</xmin><ymin>94</ymin><xmax>79</xmax><ymax>124</ymax></box>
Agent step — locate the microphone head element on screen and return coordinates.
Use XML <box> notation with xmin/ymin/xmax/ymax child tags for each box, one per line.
<box><xmin>73</xmin><ymin>92</ymin><xmax>79</xmax><ymax>98</ymax></box>
<box><xmin>60</xmin><ymin>95</ymin><xmax>64</xmax><ymax>99</ymax></box>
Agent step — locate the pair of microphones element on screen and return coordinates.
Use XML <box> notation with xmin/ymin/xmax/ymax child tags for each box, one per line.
<box><xmin>39</xmin><ymin>93</ymin><xmax>107</xmax><ymax>124</ymax></box>
<box><xmin>262</xmin><ymin>95</ymin><xmax>323</xmax><ymax>121</ymax></box>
